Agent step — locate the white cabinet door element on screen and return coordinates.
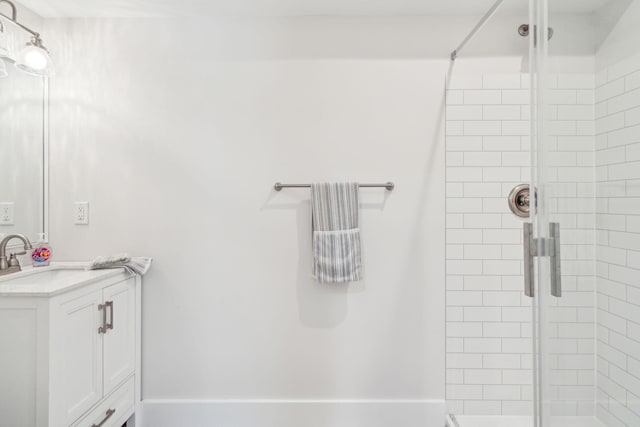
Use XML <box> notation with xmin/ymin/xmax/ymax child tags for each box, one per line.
<box><xmin>103</xmin><ymin>278</ymin><xmax>136</xmax><ymax>394</ymax></box>
<box><xmin>50</xmin><ymin>289</ymin><xmax>104</xmax><ymax>427</ymax></box>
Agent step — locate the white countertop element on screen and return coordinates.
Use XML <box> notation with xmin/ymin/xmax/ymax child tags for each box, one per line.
<box><xmin>0</xmin><ymin>262</ymin><xmax>131</xmax><ymax>297</ymax></box>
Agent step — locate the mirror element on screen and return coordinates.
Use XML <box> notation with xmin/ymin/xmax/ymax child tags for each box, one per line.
<box><xmin>0</xmin><ymin>19</ymin><xmax>47</xmax><ymax>244</ymax></box>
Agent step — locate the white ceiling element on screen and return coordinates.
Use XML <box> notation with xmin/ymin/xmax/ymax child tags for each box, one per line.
<box><xmin>17</xmin><ymin>0</ymin><xmax>614</xmax><ymax>18</ymax></box>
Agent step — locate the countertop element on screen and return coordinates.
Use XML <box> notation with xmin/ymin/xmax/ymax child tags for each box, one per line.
<box><xmin>0</xmin><ymin>262</ymin><xmax>131</xmax><ymax>297</ymax></box>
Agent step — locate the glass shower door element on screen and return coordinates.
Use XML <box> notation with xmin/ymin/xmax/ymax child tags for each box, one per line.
<box><xmin>530</xmin><ymin>0</ymin><xmax>599</xmax><ymax>426</ymax></box>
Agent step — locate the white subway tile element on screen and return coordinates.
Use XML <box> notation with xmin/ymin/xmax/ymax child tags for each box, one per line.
<box><xmin>464</xmin><ymin>276</ymin><xmax>501</xmax><ymax>291</ymax></box>
<box><xmin>483</xmin><ymin>385</ymin><xmax>521</xmax><ymax>400</ymax></box>
<box><xmin>448</xmin><ymin>337</ymin><xmax>465</xmax><ymax>354</ymax></box>
<box><xmin>483</xmin><ymin>354</ymin><xmax>521</xmax><ymax>369</ymax></box>
<box><xmin>463</xmin><ymin>213</ymin><xmax>502</xmax><ymax>228</ymax></box>
<box><xmin>627</xmin><ymin>70</ymin><xmax>640</xmax><ymax>91</ymax></box>
<box><xmin>463</xmin><ymin>152</ymin><xmax>502</xmax><ymax>166</ymax></box>
<box><xmin>447</xmin><ymin>369</ymin><xmax>464</xmax><ymax>384</ymax></box>
<box><xmin>447</xmin><ymin>198</ymin><xmax>483</xmax><ymax>213</ymax></box>
<box><xmin>483</xmin><ymin>136</ymin><xmax>522</xmax><ymax>151</ymax></box>
<box><xmin>482</xmin><ymin>291</ymin><xmax>521</xmax><ymax>307</ymax></box>
<box><xmin>447</xmin><ymin>105</ymin><xmax>483</xmax><ymax>120</ymax></box>
<box><xmin>447</xmin><ymin>384</ymin><xmax>483</xmax><ymax>399</ymax></box>
<box><xmin>482</xmin><ymin>167</ymin><xmax>521</xmax><ymax>182</ymax></box>
<box><xmin>447</xmin><ymin>353</ymin><xmax>483</xmax><ymax>369</ymax></box>
<box><xmin>464</xmin><ymin>245</ymin><xmax>502</xmax><ymax>260</ymax></box>
<box><xmin>607</xmin><ymin>88</ymin><xmax>640</xmax><ymax>115</ymax></box>
<box><xmin>448</xmin><ymin>136</ymin><xmax>483</xmax><ymax>151</ymax></box>
<box><xmin>447</xmin><ymin>307</ymin><xmax>464</xmax><ymax>322</ymax></box>
<box><xmin>609</xmin><ymin>364</ymin><xmax>640</xmax><ymax>397</ymax></box>
<box><xmin>464</xmin><ymin>90</ymin><xmax>502</xmax><ymax>105</ymax></box>
<box><xmin>607</xmin><ymin>124</ymin><xmax>640</xmax><ymax>147</ymax></box>
<box><xmin>482</xmin><ymin>322</ymin><xmax>521</xmax><ymax>337</ymax></box>
<box><xmin>464</xmin><ymin>369</ymin><xmax>503</xmax><ymax>384</ymax></box>
<box><xmin>446</xmin><ymin>90</ymin><xmax>464</xmax><ymax>105</ymax></box>
<box><xmin>503</xmin><ymin>369</ymin><xmax>533</xmax><ymax>385</ymax></box>
<box><xmin>558</xmin><ymin>105</ymin><xmax>593</xmax><ymax>121</ymax></box>
<box><xmin>447</xmin><ymin>229</ymin><xmax>483</xmax><ymax>244</ymax></box>
<box><xmin>464</xmin><ymin>121</ymin><xmax>502</xmax><ymax>136</ymax></box>
<box><xmin>502</xmin><ymin>121</ymin><xmax>530</xmax><ymax>136</ymax></box>
<box><xmin>502</xmin><ymin>90</ymin><xmax>529</xmax><ymax>105</ymax></box>
<box><xmin>483</xmin><ymin>260</ymin><xmax>521</xmax><ymax>275</ymax></box>
<box><xmin>447</xmin><ymin>291</ymin><xmax>483</xmax><ymax>306</ymax></box>
<box><xmin>596</xmin><ymin>79</ymin><xmax>625</xmax><ymax>103</ymax></box>
<box><xmin>448</xmin><ymin>322</ymin><xmax>484</xmax><ymax>337</ymax></box>
<box><xmin>448</xmin><ymin>167</ymin><xmax>483</xmax><ymax>182</ymax></box>
<box><xmin>483</xmin><ymin>105</ymin><xmax>521</xmax><ymax>120</ymax></box>
<box><xmin>558</xmin><ymin>74</ymin><xmax>594</xmax><ymax>89</ymax></box>
<box><xmin>464</xmin><ymin>307</ymin><xmax>501</xmax><ymax>322</ymax></box>
<box><xmin>463</xmin><ymin>400</ymin><xmax>502</xmax><ymax>415</ymax></box>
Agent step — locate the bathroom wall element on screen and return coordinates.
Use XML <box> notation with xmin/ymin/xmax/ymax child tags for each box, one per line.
<box><xmin>42</xmin><ymin>9</ymin><xmax>598</xmax><ymax>425</ymax></box>
<box><xmin>594</xmin><ymin>4</ymin><xmax>640</xmax><ymax>424</ymax></box>
<box><xmin>45</xmin><ymin>16</ymin><xmax>454</xmax><ymax>425</ymax></box>
<box><xmin>445</xmin><ymin>70</ymin><xmax>597</xmax><ymax>416</ymax></box>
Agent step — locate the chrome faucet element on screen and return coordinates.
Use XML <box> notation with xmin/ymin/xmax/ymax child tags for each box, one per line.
<box><xmin>0</xmin><ymin>234</ymin><xmax>33</xmax><ymax>276</ymax></box>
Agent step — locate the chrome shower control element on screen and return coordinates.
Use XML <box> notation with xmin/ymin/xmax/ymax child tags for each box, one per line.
<box><xmin>508</xmin><ymin>184</ymin><xmax>531</xmax><ymax>218</ymax></box>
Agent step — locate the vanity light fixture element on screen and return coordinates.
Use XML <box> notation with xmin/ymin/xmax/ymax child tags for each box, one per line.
<box><xmin>0</xmin><ymin>0</ymin><xmax>53</xmax><ymax>77</ymax></box>
<box><xmin>0</xmin><ymin>19</ymin><xmax>8</xmax><ymax>57</ymax></box>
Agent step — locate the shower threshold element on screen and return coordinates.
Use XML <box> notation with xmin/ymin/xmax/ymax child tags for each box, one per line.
<box><xmin>446</xmin><ymin>414</ymin><xmax>606</xmax><ymax>427</ymax></box>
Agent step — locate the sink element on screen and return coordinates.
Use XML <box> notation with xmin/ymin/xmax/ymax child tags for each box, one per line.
<box><xmin>0</xmin><ymin>267</ymin><xmax>86</xmax><ymax>285</ymax></box>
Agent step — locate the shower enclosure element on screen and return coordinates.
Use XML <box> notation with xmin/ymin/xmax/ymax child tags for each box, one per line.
<box><xmin>446</xmin><ymin>0</ymin><xmax>640</xmax><ymax>426</ymax></box>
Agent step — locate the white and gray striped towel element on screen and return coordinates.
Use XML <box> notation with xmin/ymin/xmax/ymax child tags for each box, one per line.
<box><xmin>86</xmin><ymin>253</ymin><xmax>153</xmax><ymax>276</ymax></box>
<box><xmin>311</xmin><ymin>182</ymin><xmax>362</xmax><ymax>283</ymax></box>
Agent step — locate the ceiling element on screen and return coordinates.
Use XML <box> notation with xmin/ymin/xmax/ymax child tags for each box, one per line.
<box><xmin>17</xmin><ymin>0</ymin><xmax>614</xmax><ymax>18</ymax></box>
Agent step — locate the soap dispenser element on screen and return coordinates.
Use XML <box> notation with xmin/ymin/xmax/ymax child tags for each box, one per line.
<box><xmin>31</xmin><ymin>233</ymin><xmax>51</xmax><ymax>267</ymax></box>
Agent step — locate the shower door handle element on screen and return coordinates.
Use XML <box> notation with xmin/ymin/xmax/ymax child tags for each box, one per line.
<box><xmin>549</xmin><ymin>223</ymin><xmax>561</xmax><ymax>297</ymax></box>
<box><xmin>522</xmin><ymin>222</ymin><xmax>562</xmax><ymax>298</ymax></box>
<box><xmin>523</xmin><ymin>223</ymin><xmax>534</xmax><ymax>297</ymax></box>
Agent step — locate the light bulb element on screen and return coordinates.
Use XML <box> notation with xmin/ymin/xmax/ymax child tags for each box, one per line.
<box><xmin>15</xmin><ymin>36</ymin><xmax>53</xmax><ymax>77</ymax></box>
<box><xmin>23</xmin><ymin>47</ymin><xmax>47</xmax><ymax>70</ymax></box>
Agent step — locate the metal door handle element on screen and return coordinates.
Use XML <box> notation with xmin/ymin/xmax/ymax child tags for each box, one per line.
<box><xmin>523</xmin><ymin>223</ymin><xmax>534</xmax><ymax>297</ymax></box>
<box><xmin>522</xmin><ymin>222</ymin><xmax>562</xmax><ymax>298</ymax></box>
<box><xmin>549</xmin><ymin>223</ymin><xmax>561</xmax><ymax>297</ymax></box>
<box><xmin>91</xmin><ymin>408</ymin><xmax>115</xmax><ymax>427</ymax></box>
<box><xmin>105</xmin><ymin>300</ymin><xmax>114</xmax><ymax>331</ymax></box>
<box><xmin>98</xmin><ymin>303</ymin><xmax>107</xmax><ymax>334</ymax></box>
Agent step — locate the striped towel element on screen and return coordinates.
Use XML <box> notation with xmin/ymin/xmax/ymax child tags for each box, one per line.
<box><xmin>311</xmin><ymin>182</ymin><xmax>362</xmax><ymax>283</ymax></box>
<box><xmin>86</xmin><ymin>253</ymin><xmax>153</xmax><ymax>276</ymax></box>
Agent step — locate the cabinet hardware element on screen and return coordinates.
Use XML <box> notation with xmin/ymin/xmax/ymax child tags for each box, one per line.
<box><xmin>105</xmin><ymin>300</ymin><xmax>114</xmax><ymax>331</ymax></box>
<box><xmin>91</xmin><ymin>408</ymin><xmax>115</xmax><ymax>427</ymax></box>
<box><xmin>98</xmin><ymin>303</ymin><xmax>107</xmax><ymax>334</ymax></box>
<box><xmin>98</xmin><ymin>301</ymin><xmax>114</xmax><ymax>333</ymax></box>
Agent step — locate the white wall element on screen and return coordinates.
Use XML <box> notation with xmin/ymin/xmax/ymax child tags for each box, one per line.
<box><xmin>45</xmin><ymin>16</ymin><xmax>453</xmax><ymax>422</ymax></box>
<box><xmin>594</xmin><ymin>2</ymin><xmax>640</xmax><ymax>425</ymax></box>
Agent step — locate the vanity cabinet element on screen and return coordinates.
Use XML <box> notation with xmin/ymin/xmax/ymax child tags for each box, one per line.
<box><xmin>0</xmin><ymin>267</ymin><xmax>141</xmax><ymax>427</ymax></box>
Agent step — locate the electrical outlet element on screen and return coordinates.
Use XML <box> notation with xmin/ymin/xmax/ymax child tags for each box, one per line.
<box><xmin>0</xmin><ymin>203</ymin><xmax>14</xmax><ymax>225</ymax></box>
<box><xmin>74</xmin><ymin>202</ymin><xmax>89</xmax><ymax>225</ymax></box>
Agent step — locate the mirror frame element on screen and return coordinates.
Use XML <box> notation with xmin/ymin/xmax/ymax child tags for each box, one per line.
<box><xmin>0</xmin><ymin>56</ymin><xmax>49</xmax><ymax>248</ymax></box>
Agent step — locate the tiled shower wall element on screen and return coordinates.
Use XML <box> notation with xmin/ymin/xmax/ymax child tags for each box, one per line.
<box><xmin>594</xmin><ymin>53</ymin><xmax>640</xmax><ymax>427</ymax></box>
<box><xmin>445</xmin><ymin>73</ymin><xmax>596</xmax><ymax>416</ymax></box>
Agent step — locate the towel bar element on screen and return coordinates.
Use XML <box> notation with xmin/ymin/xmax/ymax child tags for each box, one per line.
<box><xmin>274</xmin><ymin>182</ymin><xmax>394</xmax><ymax>191</ymax></box>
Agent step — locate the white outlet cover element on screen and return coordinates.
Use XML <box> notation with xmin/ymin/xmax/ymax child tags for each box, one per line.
<box><xmin>74</xmin><ymin>202</ymin><xmax>89</xmax><ymax>225</ymax></box>
<box><xmin>0</xmin><ymin>202</ymin><xmax>14</xmax><ymax>225</ymax></box>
